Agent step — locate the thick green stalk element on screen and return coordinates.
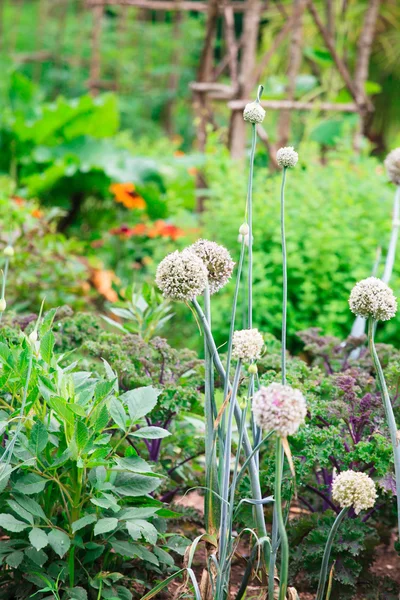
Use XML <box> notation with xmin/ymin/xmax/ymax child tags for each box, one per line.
<box><xmin>192</xmin><ymin>299</ymin><xmax>270</xmax><ymax>553</ymax></box>
<box><xmin>368</xmin><ymin>318</ymin><xmax>400</xmax><ymax>534</ymax></box>
<box><xmin>275</xmin><ymin>437</ymin><xmax>288</xmax><ymax>600</ymax></box>
<box><xmin>315</xmin><ymin>507</ymin><xmax>348</xmax><ymax>600</ymax></box>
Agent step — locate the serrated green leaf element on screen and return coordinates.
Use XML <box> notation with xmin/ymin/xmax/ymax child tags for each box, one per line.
<box><xmin>13</xmin><ymin>473</ymin><xmax>47</xmax><ymax>495</ymax></box>
<box><xmin>30</xmin><ymin>421</ymin><xmax>49</xmax><ymax>455</ymax></box>
<box><xmin>66</xmin><ymin>586</ymin><xmax>88</xmax><ymax>600</ymax></box>
<box><xmin>24</xmin><ymin>547</ymin><xmax>48</xmax><ymax>566</ymax></box>
<box><xmin>48</xmin><ymin>529</ymin><xmax>71</xmax><ymax>558</ymax></box>
<box><xmin>6</xmin><ymin>550</ymin><xmax>24</xmax><ymax>568</ymax></box>
<box><xmin>40</xmin><ymin>331</ymin><xmax>55</xmax><ymax>364</ymax></box>
<box><xmin>126</xmin><ymin>520</ymin><xmax>158</xmax><ymax>544</ymax></box>
<box><xmin>7</xmin><ymin>499</ymin><xmax>34</xmax><ymax>524</ymax></box>
<box><xmin>91</xmin><ymin>404</ymin><xmax>109</xmax><ymax>433</ymax></box>
<box><xmin>13</xmin><ymin>494</ymin><xmax>46</xmax><ymax>520</ymax></box>
<box><xmin>75</xmin><ymin>421</ymin><xmax>89</xmax><ymax>453</ymax></box>
<box><xmin>109</xmin><ymin>397</ymin><xmax>127</xmax><ymax>431</ymax></box>
<box><xmin>29</xmin><ymin>528</ymin><xmax>49</xmax><ymax>551</ymax></box>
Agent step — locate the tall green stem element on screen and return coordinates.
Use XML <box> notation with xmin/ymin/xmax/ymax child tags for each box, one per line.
<box><xmin>217</xmin><ymin>361</ymin><xmax>242</xmax><ymax>598</ymax></box>
<box><xmin>280</xmin><ymin>167</ymin><xmax>287</xmax><ymax>385</ymax></box>
<box><xmin>203</xmin><ymin>284</ymin><xmax>219</xmax><ymax>536</ymax></box>
<box><xmin>192</xmin><ymin>299</ymin><xmax>270</xmax><ymax>554</ymax></box>
<box><xmin>247</xmin><ymin>123</ymin><xmax>256</xmax><ymax>329</ymax></box>
<box><xmin>368</xmin><ymin>318</ymin><xmax>400</xmax><ymax>534</ymax></box>
<box><xmin>274</xmin><ymin>437</ymin><xmax>289</xmax><ymax>600</ymax></box>
<box><xmin>315</xmin><ymin>507</ymin><xmax>348</xmax><ymax>600</ymax></box>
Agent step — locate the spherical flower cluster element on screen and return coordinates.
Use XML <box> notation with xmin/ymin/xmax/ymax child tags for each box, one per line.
<box><xmin>155</xmin><ymin>249</ymin><xmax>208</xmax><ymax>302</ymax></box>
<box><xmin>332</xmin><ymin>470</ymin><xmax>377</xmax><ymax>515</ymax></box>
<box><xmin>384</xmin><ymin>148</ymin><xmax>400</xmax><ymax>186</ymax></box>
<box><xmin>349</xmin><ymin>277</ymin><xmax>397</xmax><ymax>321</ymax></box>
<box><xmin>243</xmin><ymin>101</ymin><xmax>266</xmax><ymax>124</ymax></box>
<box><xmin>189</xmin><ymin>239</ymin><xmax>235</xmax><ymax>294</ymax></box>
<box><xmin>276</xmin><ymin>146</ymin><xmax>298</xmax><ymax>168</ymax></box>
<box><xmin>252</xmin><ymin>383</ymin><xmax>307</xmax><ymax>437</ymax></box>
<box><xmin>232</xmin><ymin>328</ymin><xmax>264</xmax><ymax>361</ymax></box>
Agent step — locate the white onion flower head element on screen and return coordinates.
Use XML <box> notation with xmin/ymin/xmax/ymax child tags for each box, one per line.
<box><xmin>252</xmin><ymin>383</ymin><xmax>307</xmax><ymax>437</ymax></box>
<box><xmin>384</xmin><ymin>148</ymin><xmax>400</xmax><ymax>186</ymax></box>
<box><xmin>232</xmin><ymin>328</ymin><xmax>264</xmax><ymax>361</ymax></box>
<box><xmin>277</xmin><ymin>146</ymin><xmax>298</xmax><ymax>168</ymax></box>
<box><xmin>155</xmin><ymin>249</ymin><xmax>208</xmax><ymax>302</ymax></box>
<box><xmin>0</xmin><ymin>298</ymin><xmax>6</xmax><ymax>312</ymax></box>
<box><xmin>349</xmin><ymin>276</ymin><xmax>397</xmax><ymax>321</ymax></box>
<box><xmin>243</xmin><ymin>102</ymin><xmax>265</xmax><ymax>124</ymax></box>
<box><xmin>332</xmin><ymin>470</ymin><xmax>377</xmax><ymax>515</ymax></box>
<box><xmin>239</xmin><ymin>223</ymin><xmax>249</xmax><ymax>236</ymax></box>
<box><xmin>189</xmin><ymin>239</ymin><xmax>235</xmax><ymax>294</ymax></box>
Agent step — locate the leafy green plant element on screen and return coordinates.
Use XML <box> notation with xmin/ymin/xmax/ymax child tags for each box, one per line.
<box><xmin>0</xmin><ymin>314</ymin><xmax>178</xmax><ymax>599</ymax></box>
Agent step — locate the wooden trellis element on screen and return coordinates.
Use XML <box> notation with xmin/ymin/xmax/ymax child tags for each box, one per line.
<box><xmin>0</xmin><ymin>0</ymin><xmax>383</xmax><ymax>159</ymax></box>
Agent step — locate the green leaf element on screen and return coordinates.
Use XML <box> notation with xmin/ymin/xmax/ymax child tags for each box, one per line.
<box><xmin>115</xmin><ymin>473</ymin><xmax>162</xmax><ymax>497</ymax></box>
<box><xmin>115</xmin><ymin>587</ymin><xmax>132</xmax><ymax>600</ymax></box>
<box><xmin>153</xmin><ymin>546</ymin><xmax>174</xmax><ymax>567</ymax></box>
<box><xmin>72</xmin><ymin>514</ymin><xmax>97</xmax><ymax>534</ymax></box>
<box><xmin>6</xmin><ymin>550</ymin><xmax>24</xmax><ymax>568</ymax></box>
<box><xmin>0</xmin><ymin>513</ymin><xmax>30</xmax><ymax>532</ymax></box>
<box><xmin>30</xmin><ymin>421</ymin><xmax>49</xmax><ymax>455</ymax></box>
<box><xmin>7</xmin><ymin>499</ymin><xmax>34</xmax><ymax>524</ymax></box>
<box><xmin>94</xmin><ymin>518</ymin><xmax>118</xmax><ymax>536</ymax></box>
<box><xmin>40</xmin><ymin>331</ymin><xmax>55</xmax><ymax>364</ymax></box>
<box><xmin>75</xmin><ymin>421</ymin><xmax>90</xmax><ymax>453</ymax></box>
<box><xmin>48</xmin><ymin>529</ymin><xmax>71</xmax><ymax>558</ymax></box>
<box><xmin>130</xmin><ymin>426</ymin><xmax>170</xmax><ymax>439</ymax></box>
<box><xmin>126</xmin><ymin>520</ymin><xmax>158</xmax><ymax>544</ymax></box>
<box><xmin>29</xmin><ymin>528</ymin><xmax>49</xmax><ymax>551</ymax></box>
<box><xmin>109</xmin><ymin>398</ymin><xmax>127</xmax><ymax>431</ymax></box>
<box><xmin>90</xmin><ymin>404</ymin><xmax>109</xmax><ymax>433</ymax></box>
<box><xmin>115</xmin><ymin>456</ymin><xmax>154</xmax><ymax>474</ymax></box>
<box><xmin>14</xmin><ymin>473</ymin><xmax>47</xmax><ymax>495</ymax></box>
<box><xmin>121</xmin><ymin>386</ymin><xmax>161</xmax><ymax>422</ymax></box>
<box><xmin>66</xmin><ymin>587</ymin><xmax>88</xmax><ymax>600</ymax></box>
<box><xmin>24</xmin><ymin>547</ymin><xmax>48</xmax><ymax>566</ymax></box>
<box><xmin>13</xmin><ymin>494</ymin><xmax>46</xmax><ymax>520</ymax></box>
<box><xmin>119</xmin><ymin>507</ymin><xmax>158</xmax><ymax>520</ymax></box>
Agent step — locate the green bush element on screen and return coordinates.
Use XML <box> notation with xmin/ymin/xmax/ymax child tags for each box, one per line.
<box><xmin>200</xmin><ymin>136</ymin><xmax>398</xmax><ymax>351</ymax></box>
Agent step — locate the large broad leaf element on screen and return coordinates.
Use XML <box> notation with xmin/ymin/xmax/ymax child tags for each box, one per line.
<box><xmin>29</xmin><ymin>528</ymin><xmax>49</xmax><ymax>551</ymax></box>
<box><xmin>126</xmin><ymin>520</ymin><xmax>158</xmax><ymax>545</ymax></box>
<box><xmin>13</xmin><ymin>494</ymin><xmax>46</xmax><ymax>520</ymax></box>
<box><xmin>94</xmin><ymin>518</ymin><xmax>118</xmax><ymax>536</ymax></box>
<box><xmin>7</xmin><ymin>499</ymin><xmax>34</xmax><ymax>525</ymax></box>
<box><xmin>48</xmin><ymin>529</ymin><xmax>71</xmax><ymax>558</ymax></box>
<box><xmin>0</xmin><ymin>513</ymin><xmax>30</xmax><ymax>532</ymax></box>
<box><xmin>120</xmin><ymin>386</ymin><xmax>161</xmax><ymax>423</ymax></box>
<box><xmin>109</xmin><ymin>398</ymin><xmax>127</xmax><ymax>432</ymax></box>
<box><xmin>6</xmin><ymin>551</ymin><xmax>24</xmax><ymax>568</ymax></box>
<box><xmin>66</xmin><ymin>587</ymin><xmax>88</xmax><ymax>600</ymax></box>
<box><xmin>24</xmin><ymin>547</ymin><xmax>48</xmax><ymax>567</ymax></box>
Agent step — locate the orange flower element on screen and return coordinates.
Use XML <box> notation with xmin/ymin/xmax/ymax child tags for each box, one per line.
<box><xmin>31</xmin><ymin>208</ymin><xmax>43</xmax><ymax>219</ymax></box>
<box><xmin>147</xmin><ymin>220</ymin><xmax>185</xmax><ymax>240</ymax></box>
<box><xmin>12</xmin><ymin>196</ymin><xmax>25</xmax><ymax>206</ymax></box>
<box><xmin>174</xmin><ymin>150</ymin><xmax>185</xmax><ymax>157</ymax></box>
<box><xmin>110</xmin><ymin>183</ymin><xmax>146</xmax><ymax>210</ymax></box>
<box><xmin>187</xmin><ymin>167</ymin><xmax>198</xmax><ymax>177</ymax></box>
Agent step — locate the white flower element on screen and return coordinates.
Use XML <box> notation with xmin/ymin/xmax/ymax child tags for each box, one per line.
<box><xmin>332</xmin><ymin>470</ymin><xmax>377</xmax><ymax>515</ymax></box>
<box><xmin>252</xmin><ymin>383</ymin><xmax>307</xmax><ymax>437</ymax></box>
<box><xmin>349</xmin><ymin>277</ymin><xmax>397</xmax><ymax>321</ymax></box>
<box><xmin>29</xmin><ymin>330</ymin><xmax>38</xmax><ymax>343</ymax></box>
<box><xmin>277</xmin><ymin>146</ymin><xmax>298</xmax><ymax>168</ymax></box>
<box><xmin>0</xmin><ymin>298</ymin><xmax>6</xmax><ymax>312</ymax></box>
<box><xmin>239</xmin><ymin>223</ymin><xmax>249</xmax><ymax>236</ymax></box>
<box><xmin>243</xmin><ymin>102</ymin><xmax>265</xmax><ymax>124</ymax></box>
<box><xmin>238</xmin><ymin>233</ymin><xmax>252</xmax><ymax>247</ymax></box>
<box><xmin>232</xmin><ymin>329</ymin><xmax>264</xmax><ymax>361</ymax></box>
<box><xmin>155</xmin><ymin>249</ymin><xmax>208</xmax><ymax>302</ymax></box>
<box><xmin>3</xmin><ymin>246</ymin><xmax>14</xmax><ymax>257</ymax></box>
<box><xmin>189</xmin><ymin>239</ymin><xmax>235</xmax><ymax>294</ymax></box>
<box><xmin>384</xmin><ymin>148</ymin><xmax>400</xmax><ymax>186</ymax></box>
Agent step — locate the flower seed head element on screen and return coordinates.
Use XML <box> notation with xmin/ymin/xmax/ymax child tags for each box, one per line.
<box><xmin>239</xmin><ymin>223</ymin><xmax>249</xmax><ymax>236</ymax></box>
<box><xmin>155</xmin><ymin>249</ymin><xmax>208</xmax><ymax>302</ymax></box>
<box><xmin>243</xmin><ymin>102</ymin><xmax>265</xmax><ymax>124</ymax></box>
<box><xmin>3</xmin><ymin>246</ymin><xmax>14</xmax><ymax>257</ymax></box>
<box><xmin>276</xmin><ymin>146</ymin><xmax>298</xmax><ymax>168</ymax></box>
<box><xmin>238</xmin><ymin>233</ymin><xmax>252</xmax><ymax>247</ymax></box>
<box><xmin>0</xmin><ymin>298</ymin><xmax>6</xmax><ymax>312</ymax></box>
<box><xmin>189</xmin><ymin>239</ymin><xmax>235</xmax><ymax>294</ymax></box>
<box><xmin>29</xmin><ymin>329</ymin><xmax>38</xmax><ymax>343</ymax></box>
<box><xmin>232</xmin><ymin>328</ymin><xmax>264</xmax><ymax>361</ymax></box>
<box><xmin>349</xmin><ymin>276</ymin><xmax>397</xmax><ymax>321</ymax></box>
<box><xmin>332</xmin><ymin>470</ymin><xmax>377</xmax><ymax>515</ymax></box>
<box><xmin>252</xmin><ymin>383</ymin><xmax>307</xmax><ymax>437</ymax></box>
<box><xmin>384</xmin><ymin>148</ymin><xmax>400</xmax><ymax>186</ymax></box>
